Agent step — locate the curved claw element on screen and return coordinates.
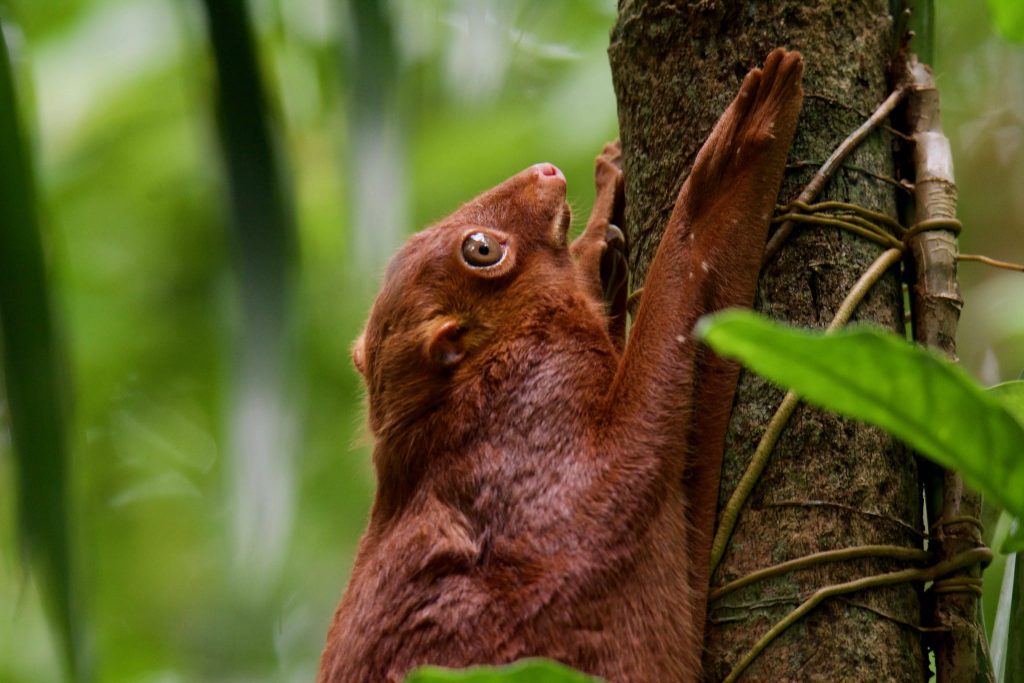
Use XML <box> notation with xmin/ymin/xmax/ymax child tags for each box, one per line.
<box><xmin>572</xmin><ymin>140</ymin><xmax>629</xmax><ymax>351</ymax></box>
<box><xmin>600</xmin><ymin>223</ymin><xmax>629</xmax><ymax>351</ymax></box>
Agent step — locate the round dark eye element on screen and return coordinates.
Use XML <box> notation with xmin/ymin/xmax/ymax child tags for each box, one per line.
<box><xmin>461</xmin><ymin>232</ymin><xmax>504</xmax><ymax>267</ymax></box>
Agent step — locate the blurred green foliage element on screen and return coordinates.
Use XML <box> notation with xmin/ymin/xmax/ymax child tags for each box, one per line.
<box><xmin>0</xmin><ymin>16</ymin><xmax>79</xmax><ymax>682</ymax></box>
<box><xmin>0</xmin><ymin>0</ymin><xmax>1021</xmax><ymax>681</ymax></box>
<box><xmin>987</xmin><ymin>0</ymin><xmax>1024</xmax><ymax>44</ymax></box>
<box><xmin>407</xmin><ymin>659</ymin><xmax>601</xmax><ymax>683</ymax></box>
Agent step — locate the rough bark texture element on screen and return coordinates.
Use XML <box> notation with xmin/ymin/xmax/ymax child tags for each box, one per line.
<box><xmin>610</xmin><ymin>2</ymin><xmax>926</xmax><ymax>681</ymax></box>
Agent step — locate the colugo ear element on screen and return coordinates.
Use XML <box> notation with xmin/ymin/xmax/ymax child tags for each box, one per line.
<box><xmin>425</xmin><ymin>318</ymin><xmax>467</xmax><ymax>369</ymax></box>
<box><xmin>351</xmin><ymin>332</ymin><xmax>367</xmax><ymax>377</ymax></box>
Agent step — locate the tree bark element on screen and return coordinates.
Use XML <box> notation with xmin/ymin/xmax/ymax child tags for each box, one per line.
<box><xmin>610</xmin><ymin>2</ymin><xmax>926</xmax><ymax>680</ymax></box>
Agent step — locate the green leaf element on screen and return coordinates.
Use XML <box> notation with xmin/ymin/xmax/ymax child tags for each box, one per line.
<box><xmin>991</xmin><ymin>552</ymin><xmax>1024</xmax><ymax>681</ymax></box>
<box><xmin>989</xmin><ymin>383</ymin><xmax>1024</xmax><ymax>554</ymax></box>
<box><xmin>1004</xmin><ymin>517</ymin><xmax>1024</xmax><ymax>555</ymax></box>
<box><xmin>405</xmin><ymin>659</ymin><xmax>602</xmax><ymax>682</ymax></box>
<box><xmin>696</xmin><ymin>310</ymin><xmax>1024</xmax><ymax>520</ymax></box>
<box><xmin>987</xmin><ymin>0</ymin><xmax>1024</xmax><ymax>43</ymax></box>
<box><xmin>199</xmin><ymin>0</ymin><xmax>296</xmax><ymax>580</ymax></box>
<box><xmin>990</xmin><ymin>380</ymin><xmax>1024</xmax><ymax>425</ymax></box>
<box><xmin>0</xmin><ymin>22</ymin><xmax>80</xmax><ymax>681</ymax></box>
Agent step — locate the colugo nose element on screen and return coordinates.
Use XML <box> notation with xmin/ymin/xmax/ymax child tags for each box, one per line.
<box><xmin>533</xmin><ymin>162</ymin><xmax>566</xmax><ymax>184</ymax></box>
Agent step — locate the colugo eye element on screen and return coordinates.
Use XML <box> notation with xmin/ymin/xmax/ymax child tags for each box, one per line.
<box><xmin>461</xmin><ymin>231</ymin><xmax>504</xmax><ymax>267</ymax></box>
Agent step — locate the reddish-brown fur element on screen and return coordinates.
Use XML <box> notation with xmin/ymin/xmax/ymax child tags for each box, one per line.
<box><xmin>320</xmin><ymin>49</ymin><xmax>804</xmax><ymax>683</ymax></box>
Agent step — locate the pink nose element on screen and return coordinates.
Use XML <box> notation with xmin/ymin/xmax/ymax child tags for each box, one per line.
<box><xmin>534</xmin><ymin>162</ymin><xmax>565</xmax><ymax>182</ymax></box>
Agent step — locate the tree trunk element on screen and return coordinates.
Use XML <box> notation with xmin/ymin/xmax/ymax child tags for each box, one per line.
<box><xmin>610</xmin><ymin>2</ymin><xmax>926</xmax><ymax>680</ymax></box>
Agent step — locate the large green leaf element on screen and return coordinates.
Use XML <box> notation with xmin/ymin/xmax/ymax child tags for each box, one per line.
<box><xmin>991</xmin><ymin>552</ymin><xmax>1024</xmax><ymax>683</ymax></box>
<box><xmin>987</xmin><ymin>0</ymin><xmax>1024</xmax><ymax>43</ymax></box>
<box><xmin>0</xmin><ymin>21</ymin><xmax>79</xmax><ymax>681</ymax></box>
<box><xmin>1004</xmin><ymin>519</ymin><xmax>1024</xmax><ymax>555</ymax></box>
<box><xmin>990</xmin><ymin>382</ymin><xmax>1024</xmax><ymax>553</ymax></box>
<box><xmin>406</xmin><ymin>659</ymin><xmax>601</xmax><ymax>683</ymax></box>
<box><xmin>696</xmin><ymin>311</ymin><xmax>1024</xmax><ymax>520</ymax></box>
<box><xmin>990</xmin><ymin>381</ymin><xmax>1024</xmax><ymax>427</ymax></box>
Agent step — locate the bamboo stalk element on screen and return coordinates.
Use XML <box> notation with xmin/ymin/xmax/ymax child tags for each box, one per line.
<box><xmin>903</xmin><ymin>55</ymin><xmax>993</xmax><ymax>683</ymax></box>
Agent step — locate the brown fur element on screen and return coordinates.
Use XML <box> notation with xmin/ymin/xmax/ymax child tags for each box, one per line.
<box><xmin>319</xmin><ymin>49</ymin><xmax>804</xmax><ymax>683</ymax></box>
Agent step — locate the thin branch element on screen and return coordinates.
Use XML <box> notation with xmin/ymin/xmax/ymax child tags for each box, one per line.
<box><xmin>837</xmin><ymin>598</ymin><xmax>947</xmax><ymax>633</ymax></box>
<box><xmin>722</xmin><ymin>548</ymin><xmax>992</xmax><ymax>683</ymax></box>
<box><xmin>712</xmin><ymin>544</ymin><xmax>928</xmax><ymax>601</ymax></box>
<box><xmin>831</xmin><ymin>249</ymin><xmax>905</xmax><ymax>327</ymax></box>
<box><xmin>764</xmin><ymin>86</ymin><xmax>910</xmax><ymax>260</ymax></box>
<box><xmin>803</xmin><ymin>92</ymin><xmax>913</xmax><ymax>140</ymax></box>
<box><xmin>787</xmin><ymin>160</ymin><xmax>912</xmax><ymax>192</ymax></box>
<box><xmin>958</xmin><ymin>254</ymin><xmax>1024</xmax><ymax>273</ymax></box>
<box><xmin>771</xmin><ymin>213</ymin><xmax>901</xmax><ymax>248</ymax></box>
<box><xmin>784</xmin><ymin>200</ymin><xmax>907</xmax><ymax>234</ymax></box>
<box><xmin>710</xmin><ymin>391</ymin><xmax>800</xmax><ymax>571</ymax></box>
<box><xmin>710</xmin><ymin>248</ymin><xmax>904</xmax><ymax>572</ymax></box>
<box><xmin>763</xmin><ymin>499</ymin><xmax>928</xmax><ymax>539</ymax></box>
